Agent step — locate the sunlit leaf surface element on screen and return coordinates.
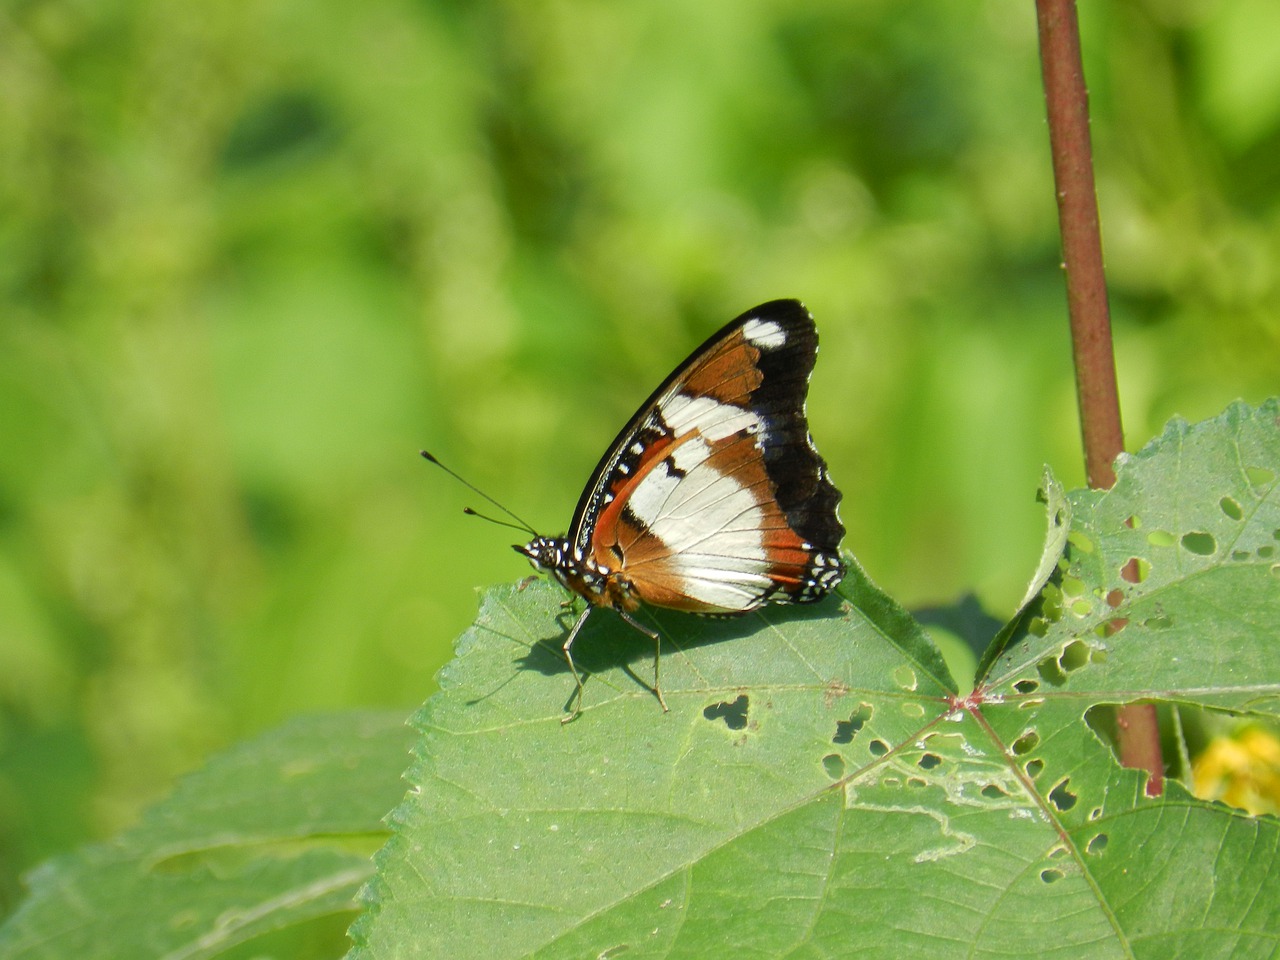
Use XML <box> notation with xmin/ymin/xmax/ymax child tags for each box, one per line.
<box><xmin>350</xmin><ymin>402</ymin><xmax>1280</xmax><ymax>959</ymax></box>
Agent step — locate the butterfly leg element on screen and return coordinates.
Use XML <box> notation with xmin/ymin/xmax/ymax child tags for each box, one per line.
<box><xmin>618</xmin><ymin>610</ymin><xmax>669</xmax><ymax>714</ymax></box>
<box><xmin>559</xmin><ymin>606</ymin><xmax>593</xmax><ymax>724</ymax></box>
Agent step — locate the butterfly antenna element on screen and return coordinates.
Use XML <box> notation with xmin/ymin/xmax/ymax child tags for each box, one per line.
<box><xmin>462</xmin><ymin>507</ymin><xmax>537</xmax><ymax>534</ymax></box>
<box><xmin>420</xmin><ymin>449</ymin><xmax>539</xmax><ymax>536</ymax></box>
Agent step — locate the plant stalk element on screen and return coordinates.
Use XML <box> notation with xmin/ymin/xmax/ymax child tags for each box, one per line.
<box><xmin>1035</xmin><ymin>0</ymin><xmax>1163</xmax><ymax>796</ymax></box>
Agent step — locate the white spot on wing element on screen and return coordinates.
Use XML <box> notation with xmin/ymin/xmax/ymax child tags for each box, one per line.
<box><xmin>742</xmin><ymin>317</ymin><xmax>787</xmax><ymax>349</ymax></box>
<box><xmin>670</xmin><ymin>436</ymin><xmax>711</xmax><ymax>473</ymax></box>
<box><xmin>624</xmin><ymin>440</ymin><xmax>772</xmax><ymax>612</ymax></box>
<box><xmin>660</xmin><ymin>394</ymin><xmax>759</xmax><ymax>442</ymax></box>
<box><xmin>674</xmin><ymin>571</ymin><xmax>772</xmax><ymax>610</ymax></box>
<box><xmin>625</xmin><ymin>460</ymin><xmax>683</xmax><ymax>530</ymax></box>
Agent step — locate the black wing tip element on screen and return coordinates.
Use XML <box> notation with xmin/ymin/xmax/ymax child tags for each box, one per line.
<box><xmin>736</xmin><ymin>298</ymin><xmax>813</xmax><ymax>326</ymax></box>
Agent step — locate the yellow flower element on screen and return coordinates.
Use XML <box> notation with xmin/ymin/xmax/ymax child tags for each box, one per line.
<box><xmin>1192</xmin><ymin>727</ymin><xmax>1280</xmax><ymax>816</ymax></box>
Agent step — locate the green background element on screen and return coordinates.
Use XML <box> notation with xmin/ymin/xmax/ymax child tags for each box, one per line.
<box><xmin>1</xmin><ymin>0</ymin><xmax>1277</xmax><ymax>916</ymax></box>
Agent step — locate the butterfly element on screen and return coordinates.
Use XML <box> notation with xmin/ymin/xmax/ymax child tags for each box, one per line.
<box><xmin>515</xmin><ymin>299</ymin><xmax>846</xmax><ymax>721</ymax></box>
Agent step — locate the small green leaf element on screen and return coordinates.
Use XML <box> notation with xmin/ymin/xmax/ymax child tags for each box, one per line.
<box><xmin>0</xmin><ymin>712</ymin><xmax>413</xmax><ymax>960</ymax></box>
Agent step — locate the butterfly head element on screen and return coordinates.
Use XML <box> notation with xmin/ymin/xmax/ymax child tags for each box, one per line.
<box><xmin>514</xmin><ymin>535</ymin><xmax>571</xmax><ymax>573</ymax></box>
<box><xmin>514</xmin><ymin>534</ymin><xmax>585</xmax><ymax>589</ymax></box>
<box><xmin>515</xmin><ymin>536</ymin><xmax>614</xmax><ymax>606</ymax></box>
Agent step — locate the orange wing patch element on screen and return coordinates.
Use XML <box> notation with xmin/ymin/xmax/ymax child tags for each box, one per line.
<box><xmin>594</xmin><ymin>425</ymin><xmax>811</xmax><ymax>614</ymax></box>
<box><xmin>676</xmin><ymin>331</ymin><xmax>763</xmax><ymax>406</ymax></box>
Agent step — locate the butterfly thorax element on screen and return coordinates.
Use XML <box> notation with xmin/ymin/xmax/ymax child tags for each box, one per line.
<box><xmin>515</xmin><ymin>535</ymin><xmax>641</xmax><ymax>612</ymax></box>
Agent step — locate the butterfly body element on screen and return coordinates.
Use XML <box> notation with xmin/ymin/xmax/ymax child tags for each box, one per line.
<box><xmin>516</xmin><ymin>300</ymin><xmax>846</xmax><ymax>720</ymax></box>
<box><xmin>517</xmin><ymin>535</ymin><xmax>636</xmax><ymax>612</ymax></box>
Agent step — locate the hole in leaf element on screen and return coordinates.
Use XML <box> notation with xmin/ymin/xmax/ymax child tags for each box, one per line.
<box><xmin>1232</xmin><ymin>550</ymin><xmax>1251</xmax><ymax>562</ymax></box>
<box><xmin>703</xmin><ymin>695</ymin><xmax>749</xmax><ymax>730</ymax></box>
<box><xmin>1041</xmin><ymin>583</ymin><xmax>1064</xmax><ymax>617</ymax></box>
<box><xmin>869</xmin><ymin>739</ymin><xmax>889</xmax><ymax>757</ymax></box>
<box><xmin>1059</xmin><ymin>640</ymin><xmax>1090</xmax><ymax>672</ymax></box>
<box><xmin>1147</xmin><ymin>529</ymin><xmax>1176</xmax><ymax>547</ymax></box>
<box><xmin>893</xmin><ymin>665</ymin><xmax>917</xmax><ymax>691</ymax></box>
<box><xmin>1098</xmin><ymin>618</ymin><xmax>1126</xmax><ymax>637</ymax></box>
<box><xmin>1012</xmin><ymin>731</ymin><xmax>1040</xmax><ymax>755</ymax></box>
<box><xmin>1105</xmin><ymin>588</ymin><xmax>1125</xmax><ymax>609</ymax></box>
<box><xmin>1061</xmin><ymin>574</ymin><xmax>1085</xmax><ymax>598</ymax></box>
<box><xmin>1040</xmin><ymin>868</ymin><xmax>1065</xmax><ymax>884</ymax></box>
<box><xmin>1014</xmin><ymin>679</ymin><xmax>1039</xmax><ymax>694</ymax></box>
<box><xmin>1272</xmin><ymin>564</ymin><xmax>1280</xmax><ymax>579</ymax></box>
<box><xmin>1143</xmin><ymin>614</ymin><xmax>1173</xmax><ymax>629</ymax></box>
<box><xmin>822</xmin><ymin>754</ymin><xmax>845</xmax><ymax>780</ymax></box>
<box><xmin>1087</xmin><ymin>833</ymin><xmax>1109</xmax><ymax>855</ymax></box>
<box><xmin>1259</xmin><ymin>545</ymin><xmax>1275</xmax><ymax>559</ymax></box>
<box><xmin>1029</xmin><ymin>617</ymin><xmax>1049</xmax><ymax>637</ymax></box>
<box><xmin>1181</xmin><ymin>531</ymin><xmax>1217</xmax><ymax>556</ymax></box>
<box><xmin>1246</xmin><ymin>466</ymin><xmax>1276</xmax><ymax>488</ymax></box>
<box><xmin>1090</xmin><ymin>646</ymin><xmax>1108</xmax><ymax>663</ymax></box>
<box><xmin>1036</xmin><ymin>655</ymin><xmax>1067</xmax><ymax>687</ymax></box>
<box><xmin>1120</xmin><ymin>557</ymin><xmax>1150</xmax><ymax>584</ymax></box>
<box><xmin>1049</xmin><ymin>778</ymin><xmax>1078</xmax><ymax>811</ymax></box>
<box><xmin>901</xmin><ymin>702</ymin><xmax>925</xmax><ymax>718</ymax></box>
<box><xmin>832</xmin><ymin>703</ymin><xmax>873</xmax><ymax>744</ymax></box>
<box><xmin>1220</xmin><ymin>496</ymin><xmax>1244</xmax><ymax>521</ymax></box>
<box><xmin>917</xmin><ymin>753</ymin><xmax>942</xmax><ymax>771</ymax></box>
<box><xmin>1067</xmin><ymin>530</ymin><xmax>1094</xmax><ymax>553</ymax></box>
<box><xmin>981</xmin><ymin>783</ymin><xmax>1010</xmax><ymax>799</ymax></box>
<box><xmin>1089</xmin><ymin>807</ymin><xmax>1103</xmax><ymax>821</ymax></box>
<box><xmin>907</xmin><ymin>777</ymin><xmax>927</xmax><ymax>789</ymax></box>
<box><xmin>1025</xmin><ymin>758</ymin><xmax>1045</xmax><ymax>779</ymax></box>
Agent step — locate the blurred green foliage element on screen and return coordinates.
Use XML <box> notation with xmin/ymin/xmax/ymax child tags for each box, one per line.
<box><xmin>1</xmin><ymin>0</ymin><xmax>1277</xmax><ymax>917</ymax></box>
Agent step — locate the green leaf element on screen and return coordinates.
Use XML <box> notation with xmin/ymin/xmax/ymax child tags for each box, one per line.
<box><xmin>0</xmin><ymin>712</ymin><xmax>413</xmax><ymax>960</ymax></box>
<box><xmin>984</xmin><ymin>398</ymin><xmax>1280</xmax><ymax>714</ymax></box>
<box><xmin>350</xmin><ymin>400</ymin><xmax>1280</xmax><ymax>960</ymax></box>
<box><xmin>977</xmin><ymin>467</ymin><xmax>1071</xmax><ymax>678</ymax></box>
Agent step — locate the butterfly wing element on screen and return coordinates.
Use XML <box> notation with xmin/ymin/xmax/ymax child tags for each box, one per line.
<box><xmin>569</xmin><ymin>300</ymin><xmax>845</xmax><ymax>614</ymax></box>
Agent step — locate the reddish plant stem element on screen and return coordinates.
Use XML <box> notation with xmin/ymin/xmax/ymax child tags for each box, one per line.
<box><xmin>1035</xmin><ymin>0</ymin><xmax>1163</xmax><ymax>796</ymax></box>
